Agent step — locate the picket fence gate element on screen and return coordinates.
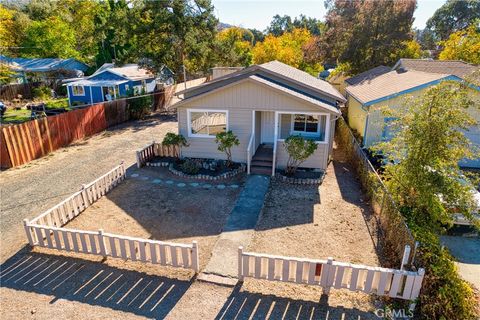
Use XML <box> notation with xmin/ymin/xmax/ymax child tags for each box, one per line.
<box><xmin>23</xmin><ymin>162</ymin><xmax>199</xmax><ymax>272</ymax></box>
<box><xmin>238</xmin><ymin>248</ymin><xmax>424</xmax><ymax>302</ymax></box>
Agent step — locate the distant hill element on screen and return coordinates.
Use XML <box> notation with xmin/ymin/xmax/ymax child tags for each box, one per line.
<box><xmin>217</xmin><ymin>22</ymin><xmax>233</xmax><ymax>31</ymax></box>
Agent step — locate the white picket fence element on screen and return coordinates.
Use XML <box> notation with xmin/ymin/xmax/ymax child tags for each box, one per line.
<box><xmin>238</xmin><ymin>248</ymin><xmax>424</xmax><ymax>302</ymax></box>
<box><xmin>23</xmin><ymin>162</ymin><xmax>200</xmax><ymax>272</ymax></box>
<box><xmin>28</xmin><ymin>163</ymin><xmax>126</xmax><ymax>227</ymax></box>
<box><xmin>136</xmin><ymin>141</ymin><xmax>178</xmax><ymax>168</ymax></box>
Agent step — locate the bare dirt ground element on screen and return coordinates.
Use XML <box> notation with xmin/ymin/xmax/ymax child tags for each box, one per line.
<box><xmin>242</xmin><ymin>143</ymin><xmax>382</xmax><ymax>316</ymax></box>
<box><xmin>1</xmin><ymin>112</ymin><xmax>384</xmax><ymax>319</ymax></box>
<box><xmin>0</xmin><ymin>114</ymin><xmax>177</xmax><ymax>262</ymax></box>
<box><xmin>64</xmin><ymin>168</ymin><xmax>243</xmax><ymax>270</ymax></box>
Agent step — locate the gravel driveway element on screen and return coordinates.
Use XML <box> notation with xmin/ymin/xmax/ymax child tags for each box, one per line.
<box><xmin>0</xmin><ymin>114</ymin><xmax>177</xmax><ymax>262</ymax></box>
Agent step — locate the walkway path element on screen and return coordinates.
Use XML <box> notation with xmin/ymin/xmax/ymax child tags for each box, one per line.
<box><xmin>202</xmin><ymin>175</ymin><xmax>270</xmax><ymax>278</ymax></box>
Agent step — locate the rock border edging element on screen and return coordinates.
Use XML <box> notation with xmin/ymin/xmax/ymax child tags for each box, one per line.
<box><xmin>168</xmin><ymin>163</ymin><xmax>246</xmax><ymax>180</ymax></box>
<box><xmin>274</xmin><ymin>172</ymin><xmax>325</xmax><ymax>185</ymax></box>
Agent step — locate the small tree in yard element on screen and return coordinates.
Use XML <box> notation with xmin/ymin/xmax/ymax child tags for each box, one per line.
<box><xmin>215</xmin><ymin>131</ymin><xmax>239</xmax><ymax>166</ymax></box>
<box><xmin>373</xmin><ymin>79</ymin><xmax>479</xmax><ymax>319</ymax></box>
<box><xmin>162</xmin><ymin>133</ymin><xmax>188</xmax><ymax>158</ymax></box>
<box><xmin>284</xmin><ymin>135</ymin><xmax>318</xmax><ymax>175</ymax></box>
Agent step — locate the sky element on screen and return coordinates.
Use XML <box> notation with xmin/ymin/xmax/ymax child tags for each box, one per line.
<box><xmin>211</xmin><ymin>0</ymin><xmax>447</xmax><ymax>31</ymax></box>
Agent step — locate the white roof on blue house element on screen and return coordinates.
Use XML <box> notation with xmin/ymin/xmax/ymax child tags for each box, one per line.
<box><xmin>91</xmin><ymin>64</ymin><xmax>155</xmax><ymax>81</ymax></box>
<box><xmin>0</xmin><ymin>55</ymin><xmax>88</xmax><ymax>73</ymax></box>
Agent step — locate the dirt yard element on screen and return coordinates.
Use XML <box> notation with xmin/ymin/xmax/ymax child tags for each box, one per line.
<box><xmin>64</xmin><ymin>167</ymin><xmax>243</xmax><ymax>271</ymax></box>
<box><xmin>243</xmin><ymin>144</ymin><xmax>382</xmax><ymax>314</ymax></box>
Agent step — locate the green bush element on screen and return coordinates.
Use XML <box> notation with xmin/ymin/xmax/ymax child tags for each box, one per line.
<box><xmin>180</xmin><ymin>159</ymin><xmax>200</xmax><ymax>175</ymax></box>
<box><xmin>412</xmin><ymin>226</ymin><xmax>477</xmax><ymax>319</ymax></box>
<box><xmin>128</xmin><ymin>95</ymin><xmax>152</xmax><ymax>120</ymax></box>
<box><xmin>162</xmin><ymin>133</ymin><xmax>188</xmax><ymax>158</ymax></box>
<box><xmin>284</xmin><ymin>135</ymin><xmax>318</xmax><ymax>175</ymax></box>
<box><xmin>32</xmin><ymin>86</ymin><xmax>51</xmax><ymax>100</ymax></box>
<box><xmin>215</xmin><ymin>130</ymin><xmax>239</xmax><ymax>166</ymax></box>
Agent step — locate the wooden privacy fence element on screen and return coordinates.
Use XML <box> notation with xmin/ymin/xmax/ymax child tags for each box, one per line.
<box><xmin>0</xmin><ymin>82</ymin><xmax>40</xmax><ymax>100</ymax></box>
<box><xmin>238</xmin><ymin>248</ymin><xmax>425</xmax><ymax>303</ymax></box>
<box><xmin>2</xmin><ymin>103</ymin><xmax>107</xmax><ymax>167</ymax></box>
<box><xmin>23</xmin><ymin>162</ymin><xmax>199</xmax><ymax>272</ymax></box>
<box><xmin>136</xmin><ymin>141</ymin><xmax>179</xmax><ymax>168</ymax></box>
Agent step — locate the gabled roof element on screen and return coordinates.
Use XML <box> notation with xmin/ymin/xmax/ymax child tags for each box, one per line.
<box><xmin>345</xmin><ymin>69</ymin><xmax>457</xmax><ymax>106</ymax></box>
<box><xmin>173</xmin><ymin>74</ymin><xmax>341</xmax><ymax>114</ymax></box>
<box><xmin>90</xmin><ymin>64</ymin><xmax>155</xmax><ymax>81</ymax></box>
<box><xmin>393</xmin><ymin>59</ymin><xmax>478</xmax><ymax>79</ymax></box>
<box><xmin>345</xmin><ymin>66</ymin><xmax>391</xmax><ymax>85</ymax></box>
<box><xmin>0</xmin><ymin>55</ymin><xmax>88</xmax><ymax>73</ymax></box>
<box><xmin>177</xmin><ymin>60</ymin><xmax>346</xmax><ymax>103</ymax></box>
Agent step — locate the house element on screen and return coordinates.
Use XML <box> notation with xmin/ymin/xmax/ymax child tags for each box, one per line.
<box><xmin>172</xmin><ymin>60</ymin><xmax>346</xmax><ymax>175</ymax></box>
<box><xmin>64</xmin><ymin>64</ymin><xmax>172</xmax><ymax>106</ymax></box>
<box><xmin>345</xmin><ymin>59</ymin><xmax>480</xmax><ymax>168</ymax></box>
<box><xmin>0</xmin><ymin>55</ymin><xmax>88</xmax><ymax>85</ymax></box>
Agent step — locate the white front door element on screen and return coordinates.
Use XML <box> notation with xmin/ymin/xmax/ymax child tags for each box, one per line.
<box><xmin>261</xmin><ymin>111</ymin><xmax>275</xmax><ymax>144</ymax></box>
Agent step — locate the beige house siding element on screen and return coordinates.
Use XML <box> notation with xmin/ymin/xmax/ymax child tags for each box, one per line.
<box><xmin>177</xmin><ymin>79</ymin><xmax>339</xmax><ymax>170</ymax></box>
<box><xmin>347</xmin><ymin>95</ymin><xmax>367</xmax><ymax>139</ymax></box>
<box><xmin>276</xmin><ymin>142</ymin><xmax>328</xmax><ymax>169</ymax></box>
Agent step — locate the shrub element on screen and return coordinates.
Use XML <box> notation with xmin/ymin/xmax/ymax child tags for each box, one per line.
<box><xmin>32</xmin><ymin>86</ymin><xmax>51</xmax><ymax>100</ymax></box>
<box><xmin>128</xmin><ymin>95</ymin><xmax>152</xmax><ymax>120</ymax></box>
<box><xmin>162</xmin><ymin>133</ymin><xmax>188</xmax><ymax>158</ymax></box>
<box><xmin>412</xmin><ymin>225</ymin><xmax>478</xmax><ymax>319</ymax></box>
<box><xmin>215</xmin><ymin>130</ymin><xmax>239</xmax><ymax>166</ymax></box>
<box><xmin>284</xmin><ymin>135</ymin><xmax>318</xmax><ymax>175</ymax></box>
<box><xmin>180</xmin><ymin>159</ymin><xmax>200</xmax><ymax>175</ymax></box>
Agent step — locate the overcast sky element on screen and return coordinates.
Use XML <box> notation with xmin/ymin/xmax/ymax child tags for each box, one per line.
<box><xmin>211</xmin><ymin>0</ymin><xmax>446</xmax><ymax>31</ymax></box>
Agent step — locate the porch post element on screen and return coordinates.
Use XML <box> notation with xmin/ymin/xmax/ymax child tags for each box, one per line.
<box><xmin>113</xmin><ymin>86</ymin><xmax>117</xmax><ymax>100</ymax></box>
<box><xmin>272</xmin><ymin>111</ymin><xmax>279</xmax><ymax>176</ymax></box>
<box><xmin>323</xmin><ymin>114</ymin><xmax>331</xmax><ymax>169</ymax></box>
<box><xmin>89</xmin><ymin>86</ymin><xmax>93</xmax><ymax>106</ymax></box>
<box><xmin>66</xmin><ymin>85</ymin><xmax>71</xmax><ymax>107</ymax></box>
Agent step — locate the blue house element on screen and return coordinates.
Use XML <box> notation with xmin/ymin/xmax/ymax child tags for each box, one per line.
<box><xmin>0</xmin><ymin>55</ymin><xmax>88</xmax><ymax>84</ymax></box>
<box><xmin>65</xmin><ymin>64</ymin><xmax>173</xmax><ymax>106</ymax></box>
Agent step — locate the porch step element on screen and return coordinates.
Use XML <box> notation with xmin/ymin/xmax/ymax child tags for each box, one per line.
<box><xmin>251</xmin><ymin>160</ymin><xmax>272</xmax><ymax>167</ymax></box>
<box><xmin>250</xmin><ymin>166</ymin><xmax>272</xmax><ymax>176</ymax></box>
<box><xmin>252</xmin><ymin>144</ymin><xmax>273</xmax><ymax>162</ymax></box>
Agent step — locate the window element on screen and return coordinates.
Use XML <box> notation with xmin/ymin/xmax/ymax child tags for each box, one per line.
<box><xmin>188</xmin><ymin>110</ymin><xmax>228</xmax><ymax>137</ymax></box>
<box><xmin>291</xmin><ymin>114</ymin><xmax>326</xmax><ymax>140</ymax></box>
<box><xmin>72</xmin><ymin>85</ymin><xmax>84</xmax><ymax>96</ymax></box>
<box><xmin>382</xmin><ymin>117</ymin><xmax>398</xmax><ymax>141</ymax></box>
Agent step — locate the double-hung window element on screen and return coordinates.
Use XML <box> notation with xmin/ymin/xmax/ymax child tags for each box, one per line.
<box><xmin>72</xmin><ymin>85</ymin><xmax>84</xmax><ymax>96</ymax></box>
<box><xmin>291</xmin><ymin>114</ymin><xmax>327</xmax><ymax>141</ymax></box>
<box><xmin>188</xmin><ymin>109</ymin><xmax>228</xmax><ymax>137</ymax></box>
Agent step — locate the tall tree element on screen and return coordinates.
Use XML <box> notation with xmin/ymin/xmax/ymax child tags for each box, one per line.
<box><xmin>438</xmin><ymin>24</ymin><xmax>480</xmax><ymax>64</ymax></box>
<box><xmin>266</xmin><ymin>14</ymin><xmax>293</xmax><ymax>36</ymax></box>
<box><xmin>426</xmin><ymin>0</ymin><xmax>480</xmax><ymax>41</ymax></box>
<box><xmin>315</xmin><ymin>0</ymin><xmax>416</xmax><ymax>74</ymax></box>
<box><xmin>214</xmin><ymin>27</ymin><xmax>253</xmax><ymax>67</ymax></box>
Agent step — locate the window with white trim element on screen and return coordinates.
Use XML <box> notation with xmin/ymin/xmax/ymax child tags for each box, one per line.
<box><xmin>72</xmin><ymin>85</ymin><xmax>85</xmax><ymax>96</ymax></box>
<box><xmin>189</xmin><ymin>110</ymin><xmax>227</xmax><ymax>137</ymax></box>
<box><xmin>291</xmin><ymin>114</ymin><xmax>327</xmax><ymax>141</ymax></box>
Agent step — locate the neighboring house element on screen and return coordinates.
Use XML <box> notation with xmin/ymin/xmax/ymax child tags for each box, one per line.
<box><xmin>0</xmin><ymin>55</ymin><xmax>88</xmax><ymax>85</ymax></box>
<box><xmin>345</xmin><ymin>59</ymin><xmax>480</xmax><ymax>168</ymax></box>
<box><xmin>64</xmin><ymin>64</ymin><xmax>172</xmax><ymax>106</ymax></box>
<box><xmin>172</xmin><ymin>60</ymin><xmax>346</xmax><ymax>175</ymax></box>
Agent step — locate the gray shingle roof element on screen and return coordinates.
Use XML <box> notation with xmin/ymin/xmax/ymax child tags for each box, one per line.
<box><xmin>393</xmin><ymin>59</ymin><xmax>478</xmax><ymax>79</ymax></box>
<box><xmin>345</xmin><ymin>66</ymin><xmax>391</xmax><ymax>85</ymax></box>
<box><xmin>345</xmin><ymin>70</ymin><xmax>451</xmax><ymax>105</ymax></box>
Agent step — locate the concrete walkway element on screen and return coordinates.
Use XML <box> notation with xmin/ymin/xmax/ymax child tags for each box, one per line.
<box><xmin>202</xmin><ymin>175</ymin><xmax>270</xmax><ymax>278</ymax></box>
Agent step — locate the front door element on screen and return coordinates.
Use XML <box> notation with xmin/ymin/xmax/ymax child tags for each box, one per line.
<box><xmin>261</xmin><ymin>111</ymin><xmax>275</xmax><ymax>144</ymax></box>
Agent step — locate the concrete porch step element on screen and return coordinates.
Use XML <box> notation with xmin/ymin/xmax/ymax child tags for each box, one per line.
<box><xmin>251</xmin><ymin>166</ymin><xmax>272</xmax><ymax>175</ymax></box>
<box><xmin>251</xmin><ymin>159</ymin><xmax>272</xmax><ymax>167</ymax></box>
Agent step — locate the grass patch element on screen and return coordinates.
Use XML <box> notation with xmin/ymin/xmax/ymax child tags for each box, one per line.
<box><xmin>1</xmin><ymin>109</ymin><xmax>31</xmax><ymax>123</ymax></box>
<box><xmin>45</xmin><ymin>98</ymin><xmax>69</xmax><ymax>110</ymax></box>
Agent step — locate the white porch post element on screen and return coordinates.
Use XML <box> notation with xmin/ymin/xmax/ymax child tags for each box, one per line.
<box><xmin>66</xmin><ymin>85</ymin><xmax>71</xmax><ymax>107</ymax></box>
<box><xmin>89</xmin><ymin>86</ymin><xmax>93</xmax><ymax>105</ymax></box>
<box><xmin>272</xmin><ymin>111</ymin><xmax>279</xmax><ymax>176</ymax></box>
<box><xmin>113</xmin><ymin>86</ymin><xmax>117</xmax><ymax>100</ymax></box>
<box><xmin>323</xmin><ymin>113</ymin><xmax>331</xmax><ymax>169</ymax></box>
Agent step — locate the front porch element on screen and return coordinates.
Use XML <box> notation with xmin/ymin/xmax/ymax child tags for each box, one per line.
<box><xmin>247</xmin><ymin>110</ymin><xmax>332</xmax><ymax>176</ymax></box>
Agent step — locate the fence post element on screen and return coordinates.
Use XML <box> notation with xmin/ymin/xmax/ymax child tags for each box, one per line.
<box><xmin>23</xmin><ymin>219</ymin><xmax>34</xmax><ymax>246</ymax></box>
<box><xmin>238</xmin><ymin>246</ymin><xmax>244</xmax><ymax>281</ymax></box>
<box><xmin>136</xmin><ymin>150</ymin><xmax>142</xmax><ymax>168</ymax></box>
<box><xmin>409</xmin><ymin>268</ymin><xmax>425</xmax><ymax>311</ymax></box>
<box><xmin>98</xmin><ymin>229</ymin><xmax>107</xmax><ymax>258</ymax></box>
<box><xmin>322</xmin><ymin>257</ymin><xmax>334</xmax><ymax>295</ymax></box>
<box><xmin>191</xmin><ymin>241</ymin><xmax>199</xmax><ymax>273</ymax></box>
<box><xmin>401</xmin><ymin>245</ymin><xmax>411</xmax><ymax>270</ymax></box>
<box><xmin>81</xmin><ymin>183</ymin><xmax>90</xmax><ymax>208</ymax></box>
